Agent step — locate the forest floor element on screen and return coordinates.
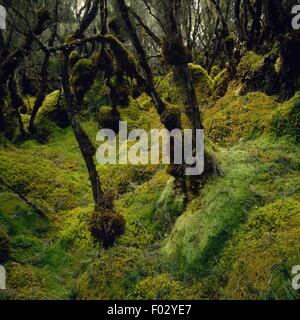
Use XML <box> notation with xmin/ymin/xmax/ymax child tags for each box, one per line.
<box><xmin>0</xmin><ymin>60</ymin><xmax>300</xmax><ymax>300</ymax></box>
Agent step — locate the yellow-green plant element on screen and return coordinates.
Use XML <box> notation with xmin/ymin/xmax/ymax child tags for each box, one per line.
<box><xmin>189</xmin><ymin>63</ymin><xmax>226</xmax><ymax>99</ymax></box>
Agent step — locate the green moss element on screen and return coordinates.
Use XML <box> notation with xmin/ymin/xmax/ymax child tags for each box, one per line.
<box><xmin>272</xmin><ymin>92</ymin><xmax>300</xmax><ymax>142</ymax></box>
<box><xmin>69</xmin><ymin>50</ymin><xmax>81</xmax><ymax>69</ymax></box>
<box><xmin>134</xmin><ymin>274</ymin><xmax>186</xmax><ymax>300</ymax></box>
<box><xmin>71</xmin><ymin>59</ymin><xmax>96</xmax><ymax>104</ymax></box>
<box><xmin>204</xmin><ymin>90</ymin><xmax>300</xmax><ymax>145</ymax></box>
<box><xmin>237</xmin><ymin>51</ymin><xmax>265</xmax><ymax>81</ymax></box>
<box><xmin>6</xmin><ymin>262</ymin><xmax>43</xmax><ymax>299</ymax></box>
<box><xmin>59</xmin><ymin>207</ymin><xmax>94</xmax><ymax>250</ymax></box>
<box><xmin>204</xmin><ymin>91</ymin><xmax>276</xmax><ymax>144</ymax></box>
<box><xmin>119</xmin><ymin>93</ymin><xmax>162</xmax><ymax>132</ymax></box>
<box><xmin>163</xmin><ymin>137</ymin><xmax>300</xmax><ymax>278</ymax></box>
<box><xmin>35</xmin><ymin>90</ymin><xmax>69</xmax><ymax>143</ymax></box>
<box><xmin>104</xmin><ymin>35</ymin><xmax>143</xmax><ymax>85</ymax></box>
<box><xmin>188</xmin><ymin>63</ymin><xmax>226</xmax><ymax>103</ymax></box>
<box><xmin>220</xmin><ymin>196</ymin><xmax>300</xmax><ymax>300</ymax></box>
<box><xmin>116</xmin><ymin>171</ymin><xmax>185</xmax><ymax>245</ymax></box>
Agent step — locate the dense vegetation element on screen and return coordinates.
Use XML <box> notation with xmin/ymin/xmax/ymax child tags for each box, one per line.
<box><xmin>0</xmin><ymin>0</ymin><xmax>299</xmax><ymax>300</ymax></box>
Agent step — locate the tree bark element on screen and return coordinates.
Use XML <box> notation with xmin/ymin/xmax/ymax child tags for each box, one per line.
<box><xmin>61</xmin><ymin>53</ymin><xmax>106</xmax><ymax>212</ymax></box>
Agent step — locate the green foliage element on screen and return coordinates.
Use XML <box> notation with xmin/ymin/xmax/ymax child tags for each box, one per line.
<box><xmin>272</xmin><ymin>92</ymin><xmax>300</xmax><ymax>142</ymax></box>
<box><xmin>204</xmin><ymin>91</ymin><xmax>276</xmax><ymax>144</ymax></box>
<box><xmin>163</xmin><ymin>137</ymin><xmax>300</xmax><ymax>278</ymax></box>
<box><xmin>237</xmin><ymin>51</ymin><xmax>265</xmax><ymax>81</ymax></box>
<box><xmin>71</xmin><ymin>59</ymin><xmax>96</xmax><ymax>104</ymax></box>
<box><xmin>35</xmin><ymin>90</ymin><xmax>69</xmax><ymax>143</ymax></box>
<box><xmin>134</xmin><ymin>274</ymin><xmax>186</xmax><ymax>300</ymax></box>
<box><xmin>69</xmin><ymin>50</ymin><xmax>81</xmax><ymax>69</ymax></box>
<box><xmin>204</xmin><ymin>90</ymin><xmax>300</xmax><ymax>145</ymax></box>
<box><xmin>188</xmin><ymin>63</ymin><xmax>226</xmax><ymax>101</ymax></box>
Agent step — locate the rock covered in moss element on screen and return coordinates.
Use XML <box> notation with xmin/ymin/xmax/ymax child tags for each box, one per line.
<box><xmin>35</xmin><ymin>90</ymin><xmax>69</xmax><ymax>142</ymax></box>
<box><xmin>0</xmin><ymin>228</ymin><xmax>10</xmax><ymax>263</ymax></box>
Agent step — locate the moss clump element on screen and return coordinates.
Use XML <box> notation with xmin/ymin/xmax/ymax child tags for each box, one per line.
<box><xmin>0</xmin><ymin>228</ymin><xmax>10</xmax><ymax>263</ymax></box>
<box><xmin>90</xmin><ymin>210</ymin><xmax>125</xmax><ymax>248</ymax></box>
<box><xmin>236</xmin><ymin>51</ymin><xmax>280</xmax><ymax>96</ymax></box>
<box><xmin>104</xmin><ymin>35</ymin><xmax>145</xmax><ymax>86</ymax></box>
<box><xmin>272</xmin><ymin>92</ymin><xmax>300</xmax><ymax>142</ymax></box>
<box><xmin>237</xmin><ymin>51</ymin><xmax>265</xmax><ymax>81</ymax></box>
<box><xmin>35</xmin><ymin>90</ymin><xmax>69</xmax><ymax>143</ymax></box>
<box><xmin>71</xmin><ymin>59</ymin><xmax>96</xmax><ymax>104</ymax></box>
<box><xmin>188</xmin><ymin>63</ymin><xmax>226</xmax><ymax>103</ymax></box>
<box><xmin>97</xmin><ymin>106</ymin><xmax>120</xmax><ymax>132</ymax></box>
<box><xmin>6</xmin><ymin>263</ymin><xmax>43</xmax><ymax>299</ymax></box>
<box><xmin>134</xmin><ymin>274</ymin><xmax>185</xmax><ymax>300</ymax></box>
<box><xmin>220</xmin><ymin>196</ymin><xmax>300</xmax><ymax>300</ymax></box>
<box><xmin>204</xmin><ymin>91</ymin><xmax>277</xmax><ymax>145</ymax></box>
<box><xmin>69</xmin><ymin>50</ymin><xmax>81</xmax><ymax>69</ymax></box>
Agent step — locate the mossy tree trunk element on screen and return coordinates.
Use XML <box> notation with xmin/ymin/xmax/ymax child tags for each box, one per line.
<box><xmin>161</xmin><ymin>1</ymin><xmax>203</xmax><ymax>139</ymax></box>
<box><xmin>29</xmin><ymin>1</ymin><xmax>59</xmax><ymax>134</ymax></box>
<box><xmin>0</xmin><ymin>8</ymin><xmax>50</xmax><ymax>136</ymax></box>
<box><xmin>61</xmin><ymin>53</ymin><xmax>106</xmax><ymax>212</ymax></box>
<box><xmin>116</xmin><ymin>0</ymin><xmax>188</xmax><ymax>198</ymax></box>
<box><xmin>8</xmin><ymin>74</ymin><xmax>26</xmax><ymax>135</ymax></box>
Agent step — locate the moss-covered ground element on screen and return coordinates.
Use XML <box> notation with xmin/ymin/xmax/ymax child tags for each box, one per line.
<box><xmin>0</xmin><ymin>60</ymin><xmax>299</xmax><ymax>300</ymax></box>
